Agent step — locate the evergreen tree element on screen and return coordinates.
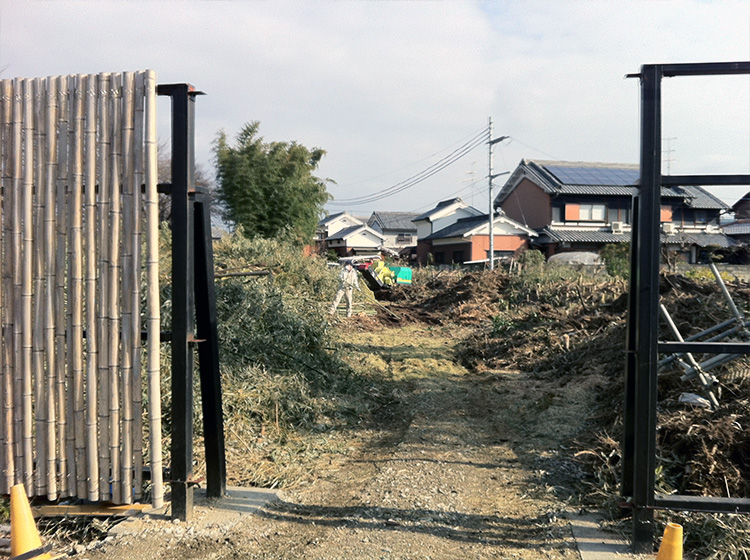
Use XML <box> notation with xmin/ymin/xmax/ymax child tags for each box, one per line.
<box><xmin>214</xmin><ymin>122</ymin><xmax>330</xmax><ymax>242</ymax></box>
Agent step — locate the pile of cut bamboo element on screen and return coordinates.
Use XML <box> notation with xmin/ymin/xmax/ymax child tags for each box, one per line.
<box><xmin>0</xmin><ymin>71</ymin><xmax>163</xmax><ymax>507</ymax></box>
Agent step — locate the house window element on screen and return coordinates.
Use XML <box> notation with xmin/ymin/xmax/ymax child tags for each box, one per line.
<box><xmin>660</xmin><ymin>205</ymin><xmax>673</xmax><ymax>223</ymax></box>
<box><xmin>452</xmin><ymin>250</ymin><xmax>465</xmax><ymax>264</ymax></box>
<box><xmin>579</xmin><ymin>203</ymin><xmax>606</xmax><ymax>221</ymax></box>
<box><xmin>396</xmin><ymin>233</ymin><xmax>413</xmax><ymax>244</ymax></box>
<box><xmin>551</xmin><ymin>206</ymin><xmax>562</xmax><ymax>222</ymax></box>
<box><xmin>694</xmin><ymin>210</ymin><xmax>708</xmax><ymax>224</ymax></box>
<box><xmin>565</xmin><ymin>202</ymin><xmax>606</xmax><ymax>222</ymax></box>
<box><xmin>434</xmin><ymin>251</ymin><xmax>445</xmax><ymax>264</ymax></box>
<box><xmin>608</xmin><ymin>205</ymin><xmax>630</xmax><ymax>224</ymax></box>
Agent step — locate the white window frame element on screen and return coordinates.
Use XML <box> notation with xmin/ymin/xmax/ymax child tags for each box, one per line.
<box><xmin>579</xmin><ymin>203</ymin><xmax>606</xmax><ymax>221</ymax></box>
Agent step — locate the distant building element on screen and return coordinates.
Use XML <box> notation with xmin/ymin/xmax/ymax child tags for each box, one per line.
<box><xmin>367</xmin><ymin>211</ymin><xmax>419</xmax><ymax>250</ymax></box>
<box><xmin>325</xmin><ymin>224</ymin><xmax>385</xmax><ymax>257</ymax></box>
<box><xmin>412</xmin><ymin>197</ymin><xmax>535</xmax><ymax>265</ymax></box>
<box><xmin>496</xmin><ymin>159</ymin><xmax>732</xmax><ymax>263</ymax></box>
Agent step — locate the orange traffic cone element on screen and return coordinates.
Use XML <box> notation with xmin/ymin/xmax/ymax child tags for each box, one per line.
<box><xmin>656</xmin><ymin>522</ymin><xmax>683</xmax><ymax>560</ymax></box>
<box><xmin>10</xmin><ymin>483</ymin><xmax>53</xmax><ymax>560</ymax></box>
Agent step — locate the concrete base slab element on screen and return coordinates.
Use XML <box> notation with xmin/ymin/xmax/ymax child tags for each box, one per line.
<box><xmin>194</xmin><ymin>485</ymin><xmax>279</xmax><ymax>518</ymax></box>
<box><xmin>109</xmin><ymin>485</ymin><xmax>278</xmax><ymax>537</ymax></box>
<box><xmin>568</xmin><ymin>511</ymin><xmax>651</xmax><ymax>560</ymax></box>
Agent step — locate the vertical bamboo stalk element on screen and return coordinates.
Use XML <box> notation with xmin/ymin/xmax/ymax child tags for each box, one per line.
<box><xmin>54</xmin><ymin>75</ymin><xmax>69</xmax><ymax>497</ymax></box>
<box><xmin>83</xmin><ymin>74</ymin><xmax>100</xmax><ymax>501</ymax></box>
<box><xmin>32</xmin><ymin>77</ymin><xmax>46</xmax><ymax>497</ymax></box>
<box><xmin>1</xmin><ymin>78</ymin><xmax>15</xmax><ymax>493</ymax></box>
<box><xmin>108</xmin><ymin>73</ymin><xmax>122</xmax><ymax>504</ymax></box>
<box><xmin>144</xmin><ymin>70</ymin><xmax>163</xmax><ymax>509</ymax></box>
<box><xmin>97</xmin><ymin>72</ymin><xmax>111</xmax><ymax>501</ymax></box>
<box><xmin>44</xmin><ymin>75</ymin><xmax>59</xmax><ymax>500</ymax></box>
<box><xmin>0</xmin><ymin>80</ymin><xmax>6</xmax><ymax>495</ymax></box>
<box><xmin>119</xmin><ymin>72</ymin><xmax>135</xmax><ymax>504</ymax></box>
<box><xmin>69</xmin><ymin>75</ymin><xmax>86</xmax><ymax>498</ymax></box>
<box><xmin>131</xmin><ymin>72</ymin><xmax>145</xmax><ymax>500</ymax></box>
<box><xmin>17</xmin><ymin>78</ymin><xmax>32</xmax><ymax>492</ymax></box>
<box><xmin>11</xmin><ymin>78</ymin><xmax>24</xmax><ymax>489</ymax></box>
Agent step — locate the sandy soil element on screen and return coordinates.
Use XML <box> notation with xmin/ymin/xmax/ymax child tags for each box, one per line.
<box><xmin>77</xmin><ymin>324</ymin><xmax>601</xmax><ymax>560</ymax></box>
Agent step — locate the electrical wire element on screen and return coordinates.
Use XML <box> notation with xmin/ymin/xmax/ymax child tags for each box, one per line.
<box><xmin>328</xmin><ymin>128</ymin><xmax>488</xmax><ymax>206</ymax></box>
<box><xmin>334</xmin><ymin>125</ymin><xmax>489</xmax><ymax>188</ymax></box>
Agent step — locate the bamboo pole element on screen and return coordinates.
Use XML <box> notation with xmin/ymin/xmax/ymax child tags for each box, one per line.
<box><xmin>131</xmin><ymin>72</ymin><xmax>145</xmax><ymax>501</ymax></box>
<box><xmin>54</xmin><ymin>75</ymin><xmax>69</xmax><ymax>497</ymax></box>
<box><xmin>144</xmin><ymin>70</ymin><xmax>163</xmax><ymax>509</ymax></box>
<box><xmin>0</xmin><ymin>79</ymin><xmax>7</xmax><ymax>495</ymax></box>
<box><xmin>17</xmin><ymin>78</ymin><xmax>32</xmax><ymax>492</ymax></box>
<box><xmin>1</xmin><ymin>79</ymin><xmax>15</xmax><ymax>494</ymax></box>
<box><xmin>8</xmin><ymin>78</ymin><xmax>25</xmax><ymax>490</ymax></box>
<box><xmin>97</xmin><ymin>72</ymin><xmax>111</xmax><ymax>501</ymax></box>
<box><xmin>11</xmin><ymin>78</ymin><xmax>24</xmax><ymax>489</ymax></box>
<box><xmin>108</xmin><ymin>73</ymin><xmax>122</xmax><ymax>504</ymax></box>
<box><xmin>69</xmin><ymin>74</ymin><xmax>86</xmax><ymax>498</ymax></box>
<box><xmin>119</xmin><ymin>71</ymin><xmax>135</xmax><ymax>504</ymax></box>
<box><xmin>83</xmin><ymin>74</ymin><xmax>100</xmax><ymax>501</ymax></box>
<box><xmin>44</xmin><ymin>75</ymin><xmax>59</xmax><ymax>500</ymax></box>
<box><xmin>32</xmin><ymin>77</ymin><xmax>46</xmax><ymax>497</ymax></box>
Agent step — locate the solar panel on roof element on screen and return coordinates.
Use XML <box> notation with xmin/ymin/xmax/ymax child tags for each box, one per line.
<box><xmin>546</xmin><ymin>165</ymin><xmax>639</xmax><ymax>186</ymax></box>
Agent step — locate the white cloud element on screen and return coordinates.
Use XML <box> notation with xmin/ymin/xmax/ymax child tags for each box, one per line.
<box><xmin>1</xmin><ymin>0</ymin><xmax>748</xmax><ymax>210</ymax></box>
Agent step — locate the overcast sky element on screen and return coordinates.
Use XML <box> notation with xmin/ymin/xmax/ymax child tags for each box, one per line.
<box><xmin>2</xmin><ymin>1</ymin><xmax>749</xmax><ymax>215</ymax></box>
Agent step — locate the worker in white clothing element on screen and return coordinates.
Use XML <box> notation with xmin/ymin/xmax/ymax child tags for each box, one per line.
<box><xmin>329</xmin><ymin>261</ymin><xmax>360</xmax><ymax>317</ymax></box>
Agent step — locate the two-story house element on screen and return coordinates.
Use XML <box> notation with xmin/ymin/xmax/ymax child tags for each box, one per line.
<box><xmin>413</xmin><ymin>197</ymin><xmax>536</xmax><ymax>265</ymax></box>
<box><xmin>495</xmin><ymin>159</ymin><xmax>732</xmax><ymax>263</ymax></box>
<box><xmin>367</xmin><ymin>211</ymin><xmax>419</xmax><ymax>253</ymax></box>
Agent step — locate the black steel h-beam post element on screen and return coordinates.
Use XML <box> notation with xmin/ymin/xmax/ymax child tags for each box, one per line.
<box><xmin>158</xmin><ymin>83</ymin><xmax>199</xmax><ymax>520</ymax></box>
<box><xmin>630</xmin><ymin>64</ymin><xmax>662</xmax><ymax>552</ymax></box>
<box><xmin>194</xmin><ymin>190</ymin><xmax>226</xmax><ymax>499</ymax></box>
<box><xmin>158</xmin><ymin>82</ymin><xmax>226</xmax><ymax>520</ymax></box>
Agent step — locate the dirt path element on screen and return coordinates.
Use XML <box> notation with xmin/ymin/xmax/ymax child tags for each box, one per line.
<box><xmin>83</xmin><ymin>324</ymin><xmax>600</xmax><ymax>559</ymax></box>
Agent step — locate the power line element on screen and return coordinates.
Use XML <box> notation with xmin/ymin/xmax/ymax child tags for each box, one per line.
<box><xmin>334</xmin><ymin>125</ymin><xmax>489</xmax><ymax>188</ymax></box>
<box><xmin>329</xmin><ymin>129</ymin><xmax>488</xmax><ymax>206</ymax></box>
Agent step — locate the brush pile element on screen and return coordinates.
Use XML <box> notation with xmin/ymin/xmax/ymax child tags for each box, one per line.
<box><xmin>382</xmin><ymin>267</ymin><xmax>750</xmax><ymax>555</ymax></box>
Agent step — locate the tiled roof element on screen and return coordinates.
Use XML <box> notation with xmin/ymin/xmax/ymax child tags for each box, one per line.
<box><xmin>722</xmin><ymin>221</ymin><xmax>750</xmax><ymax>235</ymax></box>
<box><xmin>423</xmin><ymin>215</ymin><xmax>488</xmax><ymax>240</ymax></box>
<box><xmin>326</xmin><ymin>224</ymin><xmax>364</xmax><ymax>240</ymax></box>
<box><xmin>424</xmin><ymin>213</ymin><xmax>537</xmax><ymax>241</ymax></box>
<box><xmin>413</xmin><ymin>198</ymin><xmax>467</xmax><ymax>221</ymax></box>
<box><xmin>540</xmin><ymin>228</ymin><xmax>733</xmax><ymax>248</ymax></box>
<box><xmin>368</xmin><ymin>211</ymin><xmax>419</xmax><ymax>231</ymax></box>
<box><xmin>664</xmin><ymin>232</ymin><xmax>734</xmax><ymax>248</ymax></box>
<box><xmin>541</xmin><ymin>228</ymin><xmax>630</xmax><ymax>244</ymax></box>
<box><xmin>318</xmin><ymin>211</ymin><xmax>363</xmax><ymax>227</ymax></box>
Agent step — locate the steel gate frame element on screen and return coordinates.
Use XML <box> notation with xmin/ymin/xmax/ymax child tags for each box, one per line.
<box><xmin>158</xmin><ymin>84</ymin><xmax>226</xmax><ymax>521</ymax></box>
<box><xmin>624</xmin><ymin>61</ymin><xmax>750</xmax><ymax>552</ymax></box>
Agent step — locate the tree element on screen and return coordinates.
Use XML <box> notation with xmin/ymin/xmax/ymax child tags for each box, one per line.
<box><xmin>213</xmin><ymin>122</ymin><xmax>331</xmax><ymax>243</ymax></box>
<box><xmin>157</xmin><ymin>141</ymin><xmax>215</xmax><ymax>224</ymax></box>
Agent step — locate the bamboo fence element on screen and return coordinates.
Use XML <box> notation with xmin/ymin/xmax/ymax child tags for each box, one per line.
<box><xmin>0</xmin><ymin>71</ymin><xmax>163</xmax><ymax>506</ymax></box>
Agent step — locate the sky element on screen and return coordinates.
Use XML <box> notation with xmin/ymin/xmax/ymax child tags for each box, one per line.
<box><xmin>1</xmin><ymin>0</ymin><xmax>749</xmax><ymax>216</ymax></box>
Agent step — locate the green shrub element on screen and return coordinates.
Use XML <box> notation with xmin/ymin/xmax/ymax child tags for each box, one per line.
<box><xmin>600</xmin><ymin>243</ymin><xmax>630</xmax><ymax>279</ymax></box>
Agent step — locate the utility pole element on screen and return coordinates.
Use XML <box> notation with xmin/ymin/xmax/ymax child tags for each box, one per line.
<box><xmin>488</xmin><ymin>117</ymin><xmax>509</xmax><ymax>271</ymax></box>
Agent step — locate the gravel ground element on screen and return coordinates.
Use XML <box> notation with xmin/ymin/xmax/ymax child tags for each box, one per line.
<box><xmin>77</xmin><ymin>324</ymin><xmax>598</xmax><ymax>560</ymax></box>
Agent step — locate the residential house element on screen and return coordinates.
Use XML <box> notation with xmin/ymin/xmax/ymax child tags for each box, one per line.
<box><xmin>423</xmin><ymin>212</ymin><xmax>537</xmax><ymax>265</ymax></box>
<box><xmin>722</xmin><ymin>192</ymin><xmax>750</xmax><ymax>244</ymax></box>
<box><xmin>412</xmin><ymin>198</ymin><xmax>484</xmax><ymax>264</ymax></box>
<box><xmin>316</xmin><ymin>211</ymin><xmax>364</xmax><ymax>242</ymax></box>
<box><xmin>495</xmin><ymin>159</ymin><xmax>732</xmax><ymax>263</ymax></box>
<box><xmin>325</xmin><ymin>224</ymin><xmax>385</xmax><ymax>257</ymax></box>
<box><xmin>367</xmin><ymin>211</ymin><xmax>419</xmax><ymax>254</ymax></box>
